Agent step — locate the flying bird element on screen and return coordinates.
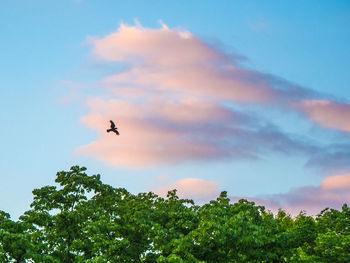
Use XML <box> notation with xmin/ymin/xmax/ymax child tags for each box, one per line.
<box><xmin>107</xmin><ymin>120</ymin><xmax>119</xmax><ymax>135</ymax></box>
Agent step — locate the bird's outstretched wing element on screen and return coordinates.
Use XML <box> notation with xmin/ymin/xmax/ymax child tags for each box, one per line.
<box><xmin>113</xmin><ymin>129</ymin><xmax>120</xmax><ymax>135</ymax></box>
<box><xmin>110</xmin><ymin>120</ymin><xmax>115</xmax><ymax>129</ymax></box>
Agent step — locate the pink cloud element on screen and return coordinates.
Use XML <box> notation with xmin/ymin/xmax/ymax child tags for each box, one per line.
<box><xmin>151</xmin><ymin>174</ymin><xmax>350</xmax><ymax>216</ymax></box>
<box><xmin>154</xmin><ymin>177</ymin><xmax>219</xmax><ymax>202</ymax></box>
<box><xmin>90</xmin><ymin>23</ymin><xmax>314</xmax><ymax>104</ymax></box>
<box><xmin>101</xmin><ymin>65</ymin><xmax>275</xmax><ymax>104</ymax></box>
<box><xmin>75</xmin><ymin>23</ymin><xmax>320</xmax><ymax>168</ymax></box>
<box><xmin>76</xmin><ymin>97</ymin><xmax>250</xmax><ymax>167</ymax></box>
<box><xmin>235</xmin><ymin>174</ymin><xmax>350</xmax><ymax>216</ymax></box>
<box><xmin>76</xmin><ymin>96</ymin><xmax>313</xmax><ymax>167</ymax></box>
<box><xmin>90</xmin><ymin>23</ymin><xmax>228</xmax><ymax>67</ymax></box>
<box><xmin>297</xmin><ymin>100</ymin><xmax>350</xmax><ymax>133</ymax></box>
<box><xmin>321</xmin><ymin>173</ymin><xmax>350</xmax><ymax>190</ymax></box>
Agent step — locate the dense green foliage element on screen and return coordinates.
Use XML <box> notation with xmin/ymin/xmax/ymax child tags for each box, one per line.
<box><xmin>1</xmin><ymin>166</ymin><xmax>349</xmax><ymax>262</ymax></box>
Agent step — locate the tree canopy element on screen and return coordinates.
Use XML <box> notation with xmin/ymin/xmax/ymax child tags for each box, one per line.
<box><xmin>1</xmin><ymin>166</ymin><xmax>349</xmax><ymax>262</ymax></box>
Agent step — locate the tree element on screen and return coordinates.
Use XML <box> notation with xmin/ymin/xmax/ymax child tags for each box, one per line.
<box><xmin>0</xmin><ymin>210</ymin><xmax>35</xmax><ymax>262</ymax></box>
<box><xmin>83</xmin><ymin>187</ymin><xmax>157</xmax><ymax>262</ymax></box>
<box><xmin>152</xmin><ymin>190</ymin><xmax>200</xmax><ymax>262</ymax></box>
<box><xmin>20</xmin><ymin>166</ymin><xmax>103</xmax><ymax>262</ymax></box>
<box><xmin>0</xmin><ymin>166</ymin><xmax>349</xmax><ymax>262</ymax></box>
<box><xmin>291</xmin><ymin>205</ymin><xmax>350</xmax><ymax>262</ymax></box>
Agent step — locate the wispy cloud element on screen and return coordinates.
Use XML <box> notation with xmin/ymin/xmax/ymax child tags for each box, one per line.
<box><xmin>297</xmin><ymin>100</ymin><xmax>350</xmax><ymax>133</ymax></box>
<box><xmin>75</xmin><ymin>96</ymin><xmax>316</xmax><ymax>168</ymax></box>
<box><xmin>89</xmin><ymin>23</ymin><xmax>316</xmax><ymax>105</ymax></box>
<box><xmin>151</xmin><ymin>173</ymin><xmax>350</xmax><ymax>216</ymax></box>
<box><xmin>73</xmin><ymin>22</ymin><xmax>349</xmax><ymax>173</ymax></box>
<box><xmin>75</xmin><ymin>22</ymin><xmax>324</xmax><ymax>168</ymax></box>
<box><xmin>306</xmin><ymin>144</ymin><xmax>350</xmax><ymax>175</ymax></box>
<box><xmin>234</xmin><ymin>173</ymin><xmax>350</xmax><ymax>216</ymax></box>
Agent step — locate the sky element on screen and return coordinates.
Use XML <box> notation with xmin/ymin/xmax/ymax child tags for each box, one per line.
<box><xmin>1</xmin><ymin>0</ymin><xmax>350</xmax><ymax>218</ymax></box>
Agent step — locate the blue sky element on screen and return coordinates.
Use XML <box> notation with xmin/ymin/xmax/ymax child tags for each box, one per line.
<box><xmin>1</xmin><ymin>0</ymin><xmax>350</xmax><ymax>218</ymax></box>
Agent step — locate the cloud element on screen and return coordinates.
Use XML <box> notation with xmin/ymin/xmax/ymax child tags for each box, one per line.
<box><xmin>305</xmin><ymin>144</ymin><xmax>350</xmax><ymax>175</ymax></box>
<box><xmin>76</xmin><ymin>96</ymin><xmax>316</xmax><ymax>168</ymax></box>
<box><xmin>151</xmin><ymin>173</ymin><xmax>350</xmax><ymax>216</ymax></box>
<box><xmin>150</xmin><ymin>173</ymin><xmax>350</xmax><ymax>216</ymax></box>
<box><xmin>90</xmin><ymin>23</ymin><xmax>315</xmax><ymax>105</ymax></box>
<box><xmin>234</xmin><ymin>173</ymin><xmax>350</xmax><ymax>216</ymax></box>
<box><xmin>321</xmin><ymin>173</ymin><xmax>350</xmax><ymax>190</ymax></box>
<box><xmin>76</xmin><ymin>97</ymin><xmax>247</xmax><ymax>167</ymax></box>
<box><xmin>75</xmin><ymin>22</ymin><xmax>322</xmax><ymax>168</ymax></box>
<box><xmin>297</xmin><ymin>100</ymin><xmax>350</xmax><ymax>133</ymax></box>
<box><xmin>154</xmin><ymin>177</ymin><xmax>220</xmax><ymax>202</ymax></box>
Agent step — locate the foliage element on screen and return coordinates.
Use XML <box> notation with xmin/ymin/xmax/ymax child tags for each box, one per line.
<box><xmin>0</xmin><ymin>166</ymin><xmax>349</xmax><ymax>262</ymax></box>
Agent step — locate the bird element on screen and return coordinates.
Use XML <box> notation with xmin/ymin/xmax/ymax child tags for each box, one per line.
<box><xmin>107</xmin><ymin>120</ymin><xmax>119</xmax><ymax>135</ymax></box>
